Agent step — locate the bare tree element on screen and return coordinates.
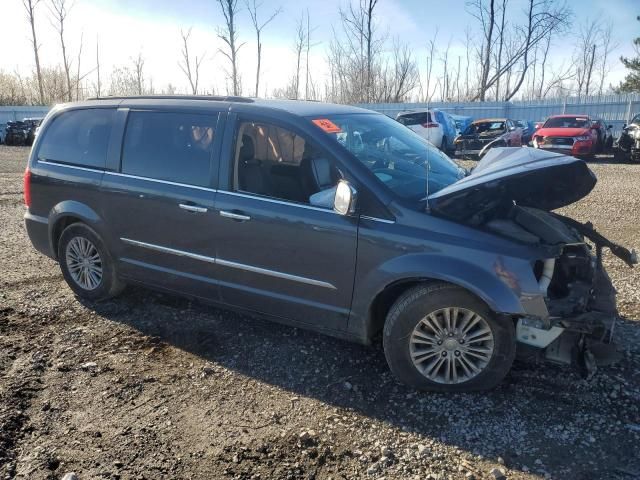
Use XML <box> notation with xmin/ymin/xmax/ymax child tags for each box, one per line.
<box><xmin>292</xmin><ymin>13</ymin><xmax>307</xmax><ymax>99</ymax></box>
<box><xmin>23</xmin><ymin>0</ymin><xmax>45</xmax><ymax>104</ymax></box>
<box><xmin>467</xmin><ymin>0</ymin><xmax>496</xmax><ymax>101</ymax></box>
<box><xmin>132</xmin><ymin>53</ymin><xmax>145</xmax><ymax>95</ymax></box>
<box><xmin>304</xmin><ymin>10</ymin><xmax>320</xmax><ymax>100</ymax></box>
<box><xmin>48</xmin><ymin>0</ymin><xmax>74</xmax><ymax>101</ymax></box>
<box><xmin>178</xmin><ymin>28</ymin><xmax>205</xmax><ymax>94</ymax></box>
<box><xmin>216</xmin><ymin>0</ymin><xmax>243</xmax><ymax>96</ymax></box>
<box><xmin>246</xmin><ymin>0</ymin><xmax>281</xmax><ymax>97</ymax></box>
<box><xmin>339</xmin><ymin>0</ymin><xmax>381</xmax><ymax>102</ymax></box>
<box><xmin>95</xmin><ymin>35</ymin><xmax>101</xmax><ymax>97</ymax></box>
<box><xmin>597</xmin><ymin>22</ymin><xmax>616</xmax><ymax>95</ymax></box>
<box><xmin>75</xmin><ymin>32</ymin><xmax>83</xmax><ymax>100</ymax></box>
<box><xmin>424</xmin><ymin>30</ymin><xmax>438</xmax><ymax>102</ymax></box>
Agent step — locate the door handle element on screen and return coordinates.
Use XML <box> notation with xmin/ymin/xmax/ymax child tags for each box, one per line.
<box><xmin>179</xmin><ymin>203</ymin><xmax>208</xmax><ymax>213</ymax></box>
<box><xmin>219</xmin><ymin>210</ymin><xmax>251</xmax><ymax>221</ymax></box>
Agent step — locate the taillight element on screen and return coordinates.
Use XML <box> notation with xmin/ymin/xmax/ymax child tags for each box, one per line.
<box><xmin>421</xmin><ymin>122</ymin><xmax>440</xmax><ymax>128</ymax></box>
<box><xmin>23</xmin><ymin>168</ymin><xmax>31</xmax><ymax>208</ymax></box>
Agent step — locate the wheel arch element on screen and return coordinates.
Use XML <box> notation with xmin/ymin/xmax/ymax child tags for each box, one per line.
<box><xmin>48</xmin><ymin>200</ymin><xmax>103</xmax><ymax>259</ymax></box>
<box><xmin>365</xmin><ymin>277</ymin><xmax>502</xmax><ymax>342</ymax></box>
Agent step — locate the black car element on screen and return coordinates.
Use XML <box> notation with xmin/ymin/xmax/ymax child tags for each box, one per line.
<box><xmin>5</xmin><ymin>121</ymin><xmax>29</xmax><ymax>146</ymax></box>
<box><xmin>5</xmin><ymin>118</ymin><xmax>42</xmax><ymax>146</ymax></box>
<box><xmin>24</xmin><ymin>96</ymin><xmax>636</xmax><ymax>392</ymax></box>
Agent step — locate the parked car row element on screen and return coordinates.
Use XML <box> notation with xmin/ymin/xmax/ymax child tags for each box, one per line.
<box><xmin>393</xmin><ymin>109</ymin><xmax>627</xmax><ymax>161</ymax></box>
<box><xmin>1</xmin><ymin>118</ymin><xmax>43</xmax><ymax>146</ymax></box>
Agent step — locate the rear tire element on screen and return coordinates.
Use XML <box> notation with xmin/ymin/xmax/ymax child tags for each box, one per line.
<box><xmin>58</xmin><ymin>223</ymin><xmax>125</xmax><ymax>301</ymax></box>
<box><xmin>383</xmin><ymin>283</ymin><xmax>515</xmax><ymax>392</ymax></box>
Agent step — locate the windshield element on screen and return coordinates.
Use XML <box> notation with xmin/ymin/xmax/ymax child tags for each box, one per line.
<box><xmin>315</xmin><ymin>113</ymin><xmax>464</xmax><ymax>202</ymax></box>
<box><xmin>543</xmin><ymin>116</ymin><xmax>590</xmax><ymax>128</ymax></box>
<box><xmin>464</xmin><ymin>121</ymin><xmax>506</xmax><ymax>135</ymax></box>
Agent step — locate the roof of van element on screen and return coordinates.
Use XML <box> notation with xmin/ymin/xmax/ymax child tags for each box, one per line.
<box><xmin>76</xmin><ymin>95</ymin><xmax>371</xmax><ymax>117</ymax></box>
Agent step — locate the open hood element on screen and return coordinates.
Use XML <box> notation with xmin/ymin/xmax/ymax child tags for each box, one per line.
<box><xmin>428</xmin><ymin>147</ymin><xmax>596</xmax><ymax>222</ymax></box>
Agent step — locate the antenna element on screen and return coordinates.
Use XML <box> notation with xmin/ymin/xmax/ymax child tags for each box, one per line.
<box><xmin>425</xmin><ymin>153</ymin><xmax>431</xmax><ymax>213</ymax></box>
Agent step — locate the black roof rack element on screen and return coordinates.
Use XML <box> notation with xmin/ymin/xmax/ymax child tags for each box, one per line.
<box><xmin>88</xmin><ymin>94</ymin><xmax>255</xmax><ymax>103</ymax></box>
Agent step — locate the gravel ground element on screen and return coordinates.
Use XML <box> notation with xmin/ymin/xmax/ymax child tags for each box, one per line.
<box><xmin>1</xmin><ymin>145</ymin><xmax>639</xmax><ymax>480</ymax></box>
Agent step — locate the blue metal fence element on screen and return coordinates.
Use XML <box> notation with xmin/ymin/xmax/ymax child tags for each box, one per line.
<box><xmin>0</xmin><ymin>106</ymin><xmax>50</xmax><ymax>125</ymax></box>
<box><xmin>357</xmin><ymin>93</ymin><xmax>640</xmax><ymax>136</ymax></box>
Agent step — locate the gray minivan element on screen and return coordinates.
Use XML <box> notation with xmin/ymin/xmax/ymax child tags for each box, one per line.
<box><xmin>24</xmin><ymin>96</ymin><xmax>636</xmax><ymax>392</ymax></box>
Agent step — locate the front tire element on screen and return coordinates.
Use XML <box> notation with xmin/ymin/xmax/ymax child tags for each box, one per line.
<box><xmin>383</xmin><ymin>283</ymin><xmax>515</xmax><ymax>392</ymax></box>
<box><xmin>58</xmin><ymin>223</ymin><xmax>125</xmax><ymax>301</ymax></box>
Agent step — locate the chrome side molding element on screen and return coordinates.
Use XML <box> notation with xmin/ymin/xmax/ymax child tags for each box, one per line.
<box><xmin>120</xmin><ymin>237</ymin><xmax>336</xmax><ymax>290</ymax></box>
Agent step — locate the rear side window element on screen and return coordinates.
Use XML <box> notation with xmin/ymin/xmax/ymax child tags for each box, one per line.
<box><xmin>397</xmin><ymin>112</ymin><xmax>431</xmax><ymax>126</ymax></box>
<box><xmin>121</xmin><ymin>111</ymin><xmax>217</xmax><ymax>187</ymax></box>
<box><xmin>37</xmin><ymin>108</ymin><xmax>115</xmax><ymax>169</ymax></box>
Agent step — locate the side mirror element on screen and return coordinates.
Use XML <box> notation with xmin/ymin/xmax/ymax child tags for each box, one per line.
<box><xmin>333</xmin><ymin>180</ymin><xmax>357</xmax><ymax>215</ymax></box>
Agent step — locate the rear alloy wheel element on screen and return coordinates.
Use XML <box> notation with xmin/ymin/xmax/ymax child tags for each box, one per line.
<box><xmin>58</xmin><ymin>223</ymin><xmax>125</xmax><ymax>301</ymax></box>
<box><xmin>383</xmin><ymin>283</ymin><xmax>515</xmax><ymax>392</ymax></box>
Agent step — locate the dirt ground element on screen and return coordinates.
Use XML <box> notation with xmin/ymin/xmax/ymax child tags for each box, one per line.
<box><xmin>1</xmin><ymin>145</ymin><xmax>639</xmax><ymax>480</ymax></box>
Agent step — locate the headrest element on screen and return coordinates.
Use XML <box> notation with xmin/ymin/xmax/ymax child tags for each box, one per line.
<box><xmin>240</xmin><ymin>134</ymin><xmax>255</xmax><ymax>161</ymax></box>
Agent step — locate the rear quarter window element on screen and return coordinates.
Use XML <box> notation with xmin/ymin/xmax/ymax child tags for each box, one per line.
<box><xmin>397</xmin><ymin>112</ymin><xmax>431</xmax><ymax>126</ymax></box>
<box><xmin>37</xmin><ymin>108</ymin><xmax>115</xmax><ymax>169</ymax></box>
<box><xmin>121</xmin><ymin>111</ymin><xmax>218</xmax><ymax>187</ymax></box>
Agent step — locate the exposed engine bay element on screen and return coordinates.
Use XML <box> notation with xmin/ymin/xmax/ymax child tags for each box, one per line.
<box><xmin>483</xmin><ymin>204</ymin><xmax>637</xmax><ymax>375</ymax></box>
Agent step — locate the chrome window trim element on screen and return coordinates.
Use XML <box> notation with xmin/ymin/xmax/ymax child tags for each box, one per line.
<box><xmin>360</xmin><ymin>215</ymin><xmax>395</xmax><ymax>224</ymax></box>
<box><xmin>37</xmin><ymin>159</ymin><xmax>105</xmax><ymax>174</ymax></box>
<box><xmin>120</xmin><ymin>237</ymin><xmax>336</xmax><ymax>290</ymax></box>
<box><xmin>104</xmin><ymin>171</ymin><xmax>217</xmax><ymax>192</ymax></box>
<box><xmin>219</xmin><ymin>190</ymin><xmax>338</xmax><ymax>214</ymax></box>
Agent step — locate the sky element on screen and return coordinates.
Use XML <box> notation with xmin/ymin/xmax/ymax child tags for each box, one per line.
<box><xmin>2</xmin><ymin>0</ymin><xmax>639</xmax><ymax>98</ymax></box>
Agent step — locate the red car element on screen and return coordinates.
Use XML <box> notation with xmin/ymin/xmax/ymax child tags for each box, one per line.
<box><xmin>532</xmin><ymin>115</ymin><xmax>598</xmax><ymax>158</ymax></box>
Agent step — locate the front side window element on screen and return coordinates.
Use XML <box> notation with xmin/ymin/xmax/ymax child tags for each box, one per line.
<box><xmin>121</xmin><ymin>111</ymin><xmax>217</xmax><ymax>187</ymax></box>
<box><xmin>232</xmin><ymin>121</ymin><xmax>341</xmax><ymax>208</ymax></box>
<box><xmin>37</xmin><ymin>108</ymin><xmax>115</xmax><ymax>169</ymax></box>
<box><xmin>317</xmin><ymin>113</ymin><xmax>464</xmax><ymax>202</ymax></box>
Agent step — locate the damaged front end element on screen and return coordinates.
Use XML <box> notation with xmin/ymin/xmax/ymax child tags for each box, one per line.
<box><xmin>510</xmin><ymin>210</ymin><xmax>637</xmax><ymax>375</ymax></box>
<box><xmin>427</xmin><ymin>147</ymin><xmax>637</xmax><ymax>375</ymax></box>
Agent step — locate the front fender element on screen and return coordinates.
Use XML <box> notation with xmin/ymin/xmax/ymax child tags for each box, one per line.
<box><xmin>349</xmin><ymin>252</ymin><xmax>548</xmax><ymax>339</ymax></box>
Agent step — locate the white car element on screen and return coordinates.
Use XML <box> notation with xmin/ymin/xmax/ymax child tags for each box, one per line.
<box><xmin>396</xmin><ymin>109</ymin><xmax>452</xmax><ymax>151</ymax></box>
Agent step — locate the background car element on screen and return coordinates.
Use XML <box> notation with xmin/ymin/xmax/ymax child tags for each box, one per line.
<box><xmin>0</xmin><ymin>123</ymin><xmax>6</xmax><ymax>144</ymax></box>
<box><xmin>4</xmin><ymin>121</ymin><xmax>29</xmax><ymax>146</ymax></box>
<box><xmin>23</xmin><ymin>118</ymin><xmax>43</xmax><ymax>146</ymax></box>
<box><xmin>515</xmin><ymin>119</ymin><xmax>537</xmax><ymax>145</ymax></box>
<box><xmin>450</xmin><ymin>114</ymin><xmax>474</xmax><ymax>137</ymax></box>
<box><xmin>532</xmin><ymin>115</ymin><xmax>598</xmax><ymax>158</ymax></box>
<box><xmin>396</xmin><ymin>109</ymin><xmax>456</xmax><ymax>152</ymax></box>
<box><xmin>591</xmin><ymin>119</ymin><xmax>613</xmax><ymax>152</ymax></box>
<box><xmin>454</xmin><ymin>118</ymin><xmax>522</xmax><ymax>158</ymax></box>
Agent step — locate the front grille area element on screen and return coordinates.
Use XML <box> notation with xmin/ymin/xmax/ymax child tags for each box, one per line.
<box><xmin>540</xmin><ymin>136</ymin><xmax>574</xmax><ymax>146</ymax></box>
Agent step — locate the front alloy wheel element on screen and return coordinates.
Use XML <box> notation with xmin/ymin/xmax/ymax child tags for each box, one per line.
<box><xmin>409</xmin><ymin>307</ymin><xmax>495</xmax><ymax>384</ymax></box>
<box><xmin>383</xmin><ymin>283</ymin><xmax>515</xmax><ymax>392</ymax></box>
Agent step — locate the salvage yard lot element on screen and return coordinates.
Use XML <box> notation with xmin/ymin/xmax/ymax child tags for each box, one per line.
<box><xmin>1</xmin><ymin>144</ymin><xmax>639</xmax><ymax>480</ymax></box>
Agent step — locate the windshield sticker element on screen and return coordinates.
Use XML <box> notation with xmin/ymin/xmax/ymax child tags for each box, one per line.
<box><xmin>312</xmin><ymin>118</ymin><xmax>342</xmax><ymax>133</ymax></box>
